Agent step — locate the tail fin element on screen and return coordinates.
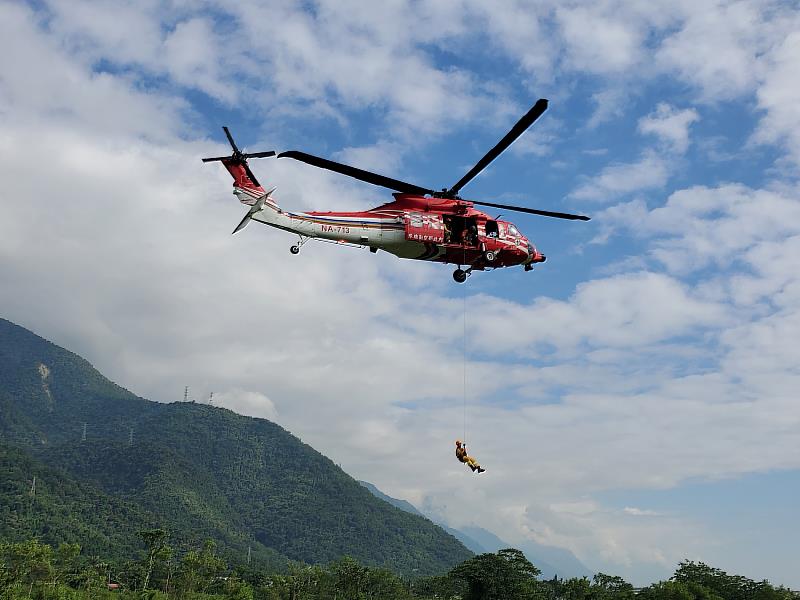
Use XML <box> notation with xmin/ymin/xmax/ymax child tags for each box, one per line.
<box><xmin>202</xmin><ymin>126</ymin><xmax>276</xmax><ymax>205</ymax></box>
<box><xmin>223</xmin><ymin>159</ymin><xmax>266</xmax><ymax>205</ymax></box>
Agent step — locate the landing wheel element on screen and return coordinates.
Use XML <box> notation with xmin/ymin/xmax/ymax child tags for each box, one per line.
<box><xmin>485</xmin><ymin>250</ymin><xmax>496</xmax><ymax>262</ymax></box>
<box><xmin>453</xmin><ymin>269</ymin><xmax>467</xmax><ymax>283</ymax></box>
<box><xmin>290</xmin><ymin>245</ymin><xmax>300</xmax><ymax>255</ymax></box>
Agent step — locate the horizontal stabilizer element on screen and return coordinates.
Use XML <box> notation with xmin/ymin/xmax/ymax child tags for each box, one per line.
<box><xmin>232</xmin><ymin>188</ymin><xmax>274</xmax><ymax>234</ymax></box>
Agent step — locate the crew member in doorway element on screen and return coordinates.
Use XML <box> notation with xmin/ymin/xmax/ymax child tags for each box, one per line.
<box><xmin>455</xmin><ymin>440</ymin><xmax>485</xmax><ymax>473</ymax></box>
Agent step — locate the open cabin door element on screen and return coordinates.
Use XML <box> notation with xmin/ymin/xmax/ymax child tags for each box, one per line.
<box><xmin>404</xmin><ymin>212</ymin><xmax>444</xmax><ymax>243</ymax></box>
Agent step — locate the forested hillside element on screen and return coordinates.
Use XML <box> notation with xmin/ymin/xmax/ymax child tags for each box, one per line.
<box><xmin>0</xmin><ymin>318</ymin><xmax>471</xmax><ymax>575</ymax></box>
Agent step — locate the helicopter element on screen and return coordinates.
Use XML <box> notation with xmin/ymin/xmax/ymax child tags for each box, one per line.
<box><xmin>202</xmin><ymin>98</ymin><xmax>590</xmax><ymax>283</ymax></box>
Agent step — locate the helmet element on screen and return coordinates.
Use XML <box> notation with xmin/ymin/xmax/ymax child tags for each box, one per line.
<box><xmin>455</xmin><ymin>440</ymin><xmax>462</xmax><ymax>446</ymax></box>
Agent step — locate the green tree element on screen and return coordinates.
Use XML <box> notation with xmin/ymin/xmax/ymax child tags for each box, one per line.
<box><xmin>639</xmin><ymin>580</ymin><xmax>697</xmax><ymax>600</ymax></box>
<box><xmin>331</xmin><ymin>556</ymin><xmax>367</xmax><ymax>599</ymax></box>
<box><xmin>362</xmin><ymin>566</ymin><xmax>412</xmax><ymax>600</ymax></box>
<box><xmin>4</xmin><ymin>538</ymin><xmax>54</xmax><ymax>598</ymax></box>
<box><xmin>176</xmin><ymin>539</ymin><xmax>227</xmax><ymax>596</ymax></box>
<box><xmin>673</xmin><ymin>561</ymin><xmax>797</xmax><ymax>600</ymax></box>
<box><xmin>139</xmin><ymin>528</ymin><xmax>169</xmax><ymax>591</ymax></box>
<box><xmin>592</xmin><ymin>573</ymin><xmax>636</xmax><ymax>600</ymax></box>
<box><xmin>450</xmin><ymin>548</ymin><xmax>541</xmax><ymax>600</ymax></box>
<box><xmin>560</xmin><ymin>576</ymin><xmax>593</xmax><ymax>600</ymax></box>
<box><xmin>51</xmin><ymin>542</ymin><xmax>81</xmax><ymax>588</ymax></box>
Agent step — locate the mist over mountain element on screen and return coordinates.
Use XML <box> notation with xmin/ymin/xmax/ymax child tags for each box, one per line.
<box><xmin>0</xmin><ymin>317</ymin><xmax>472</xmax><ymax>575</ymax></box>
<box><xmin>359</xmin><ymin>480</ymin><xmax>593</xmax><ymax>579</ymax></box>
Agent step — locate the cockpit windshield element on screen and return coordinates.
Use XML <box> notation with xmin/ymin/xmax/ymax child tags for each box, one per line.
<box><xmin>507</xmin><ymin>224</ymin><xmax>520</xmax><ymax>237</ymax></box>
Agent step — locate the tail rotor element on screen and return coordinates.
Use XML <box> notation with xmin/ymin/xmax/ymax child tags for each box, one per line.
<box><xmin>201</xmin><ymin>127</ymin><xmax>276</xmax><ymax>187</ymax></box>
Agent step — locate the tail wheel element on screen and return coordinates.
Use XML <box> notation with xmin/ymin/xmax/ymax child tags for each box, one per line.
<box><xmin>290</xmin><ymin>245</ymin><xmax>300</xmax><ymax>255</ymax></box>
<box><xmin>453</xmin><ymin>269</ymin><xmax>467</xmax><ymax>283</ymax></box>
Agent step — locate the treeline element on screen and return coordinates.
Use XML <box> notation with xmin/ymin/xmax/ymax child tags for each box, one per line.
<box><xmin>2</xmin><ymin>536</ymin><xmax>798</xmax><ymax>600</ymax></box>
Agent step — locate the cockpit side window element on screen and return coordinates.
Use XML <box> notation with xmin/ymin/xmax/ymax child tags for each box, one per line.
<box><xmin>508</xmin><ymin>224</ymin><xmax>519</xmax><ymax>237</ymax></box>
<box><xmin>485</xmin><ymin>220</ymin><xmax>499</xmax><ymax>237</ymax></box>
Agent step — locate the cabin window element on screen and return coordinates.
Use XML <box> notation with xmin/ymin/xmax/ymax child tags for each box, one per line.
<box><xmin>485</xmin><ymin>220</ymin><xmax>499</xmax><ymax>237</ymax></box>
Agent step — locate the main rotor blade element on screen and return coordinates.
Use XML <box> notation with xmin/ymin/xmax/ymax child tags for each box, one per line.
<box><xmin>278</xmin><ymin>150</ymin><xmax>434</xmax><ymax>196</ymax></box>
<box><xmin>447</xmin><ymin>99</ymin><xmax>549</xmax><ymax>197</ymax></box>
<box><xmin>202</xmin><ymin>151</ymin><xmax>275</xmax><ymax>163</ymax></box>
<box><xmin>472</xmin><ymin>199</ymin><xmax>590</xmax><ymax>221</ymax></box>
<box><xmin>223</xmin><ymin>126</ymin><xmax>240</xmax><ymax>154</ymax></box>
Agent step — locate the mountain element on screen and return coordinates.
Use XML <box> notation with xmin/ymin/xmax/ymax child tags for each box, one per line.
<box><xmin>0</xmin><ymin>318</ymin><xmax>472</xmax><ymax>575</ymax></box>
<box><xmin>358</xmin><ymin>480</ymin><xmax>425</xmax><ymax>517</ymax></box>
<box><xmin>359</xmin><ymin>480</ymin><xmax>593</xmax><ymax>579</ymax></box>
<box><xmin>0</xmin><ymin>442</ymin><xmax>165</xmax><ymax>560</ymax></box>
<box><xmin>358</xmin><ymin>480</ymin><xmax>489</xmax><ymax>554</ymax></box>
<box><xmin>457</xmin><ymin>526</ymin><xmax>593</xmax><ymax>580</ymax></box>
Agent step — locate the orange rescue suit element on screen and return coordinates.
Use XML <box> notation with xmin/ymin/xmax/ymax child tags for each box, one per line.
<box><xmin>455</xmin><ymin>442</ymin><xmax>482</xmax><ymax>472</ymax></box>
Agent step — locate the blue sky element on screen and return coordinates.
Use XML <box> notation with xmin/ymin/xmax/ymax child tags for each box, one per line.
<box><xmin>1</xmin><ymin>0</ymin><xmax>799</xmax><ymax>588</ymax></box>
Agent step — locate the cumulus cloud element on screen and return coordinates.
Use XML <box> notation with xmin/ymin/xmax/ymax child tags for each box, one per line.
<box><xmin>638</xmin><ymin>103</ymin><xmax>700</xmax><ymax>154</ymax></box>
<box><xmin>571</xmin><ymin>152</ymin><xmax>670</xmax><ymax>201</ymax></box>
<box><xmin>213</xmin><ymin>390</ymin><xmax>279</xmax><ymax>421</ymax></box>
<box><xmin>606</xmin><ymin>184</ymin><xmax>800</xmax><ymax>275</ymax></box>
<box><xmin>754</xmin><ymin>30</ymin><xmax>800</xmax><ymax>169</ymax></box>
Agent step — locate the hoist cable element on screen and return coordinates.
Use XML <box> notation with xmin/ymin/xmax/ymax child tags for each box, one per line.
<box><xmin>462</xmin><ymin>270</ymin><xmax>467</xmax><ymax>446</ymax></box>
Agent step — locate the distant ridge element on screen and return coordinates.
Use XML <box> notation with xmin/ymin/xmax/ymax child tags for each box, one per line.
<box><xmin>0</xmin><ymin>317</ymin><xmax>472</xmax><ymax>575</ymax></box>
<box><xmin>359</xmin><ymin>480</ymin><xmax>593</xmax><ymax>579</ymax></box>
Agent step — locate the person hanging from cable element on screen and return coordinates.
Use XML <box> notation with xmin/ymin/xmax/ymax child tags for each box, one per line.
<box><xmin>455</xmin><ymin>440</ymin><xmax>485</xmax><ymax>473</ymax></box>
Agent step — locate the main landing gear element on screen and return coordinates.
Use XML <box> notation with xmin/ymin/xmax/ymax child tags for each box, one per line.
<box><xmin>290</xmin><ymin>236</ymin><xmax>309</xmax><ymax>255</ymax></box>
<box><xmin>453</xmin><ymin>268</ymin><xmax>470</xmax><ymax>283</ymax></box>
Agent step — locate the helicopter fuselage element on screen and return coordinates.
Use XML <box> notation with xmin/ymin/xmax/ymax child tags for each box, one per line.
<box><xmin>232</xmin><ymin>173</ymin><xmax>545</xmax><ymax>273</ymax></box>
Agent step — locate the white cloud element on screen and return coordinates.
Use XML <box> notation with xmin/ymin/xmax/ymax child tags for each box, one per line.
<box><xmin>586</xmin><ymin>88</ymin><xmax>631</xmax><ymax>129</ymax></box>
<box><xmin>654</xmin><ymin>1</ymin><xmax>765</xmax><ymax>100</ymax></box>
<box><xmin>571</xmin><ymin>152</ymin><xmax>670</xmax><ymax>201</ymax></box>
<box><xmin>556</xmin><ymin>5</ymin><xmax>643</xmax><ymax>74</ymax></box>
<box><xmin>162</xmin><ymin>18</ymin><xmax>235</xmax><ymax>103</ymax></box>
<box><xmin>605</xmin><ymin>184</ymin><xmax>800</xmax><ymax>275</ymax></box>
<box><xmin>213</xmin><ymin>389</ymin><xmax>279</xmax><ymax>421</ymax></box>
<box><xmin>334</xmin><ymin>141</ymin><xmax>405</xmax><ymax>175</ymax></box>
<box><xmin>465</xmin><ymin>272</ymin><xmax>729</xmax><ymax>357</ymax></box>
<box><xmin>0</xmin><ymin>3</ymin><xmax>184</xmax><ymax>140</ymax></box>
<box><xmin>754</xmin><ymin>30</ymin><xmax>800</xmax><ymax>168</ymax></box>
<box><xmin>624</xmin><ymin>507</ymin><xmax>663</xmax><ymax>517</ymax></box>
<box><xmin>638</xmin><ymin>103</ymin><xmax>700</xmax><ymax>154</ymax></box>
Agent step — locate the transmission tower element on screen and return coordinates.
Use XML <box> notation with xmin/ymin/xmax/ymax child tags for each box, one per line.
<box><xmin>184</xmin><ymin>386</ymin><xmax>189</xmax><ymax>402</ymax></box>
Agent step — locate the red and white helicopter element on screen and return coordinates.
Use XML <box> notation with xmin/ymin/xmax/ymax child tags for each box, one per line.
<box><xmin>203</xmin><ymin>99</ymin><xmax>589</xmax><ymax>283</ymax></box>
